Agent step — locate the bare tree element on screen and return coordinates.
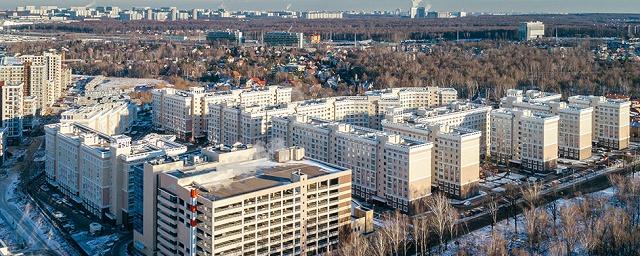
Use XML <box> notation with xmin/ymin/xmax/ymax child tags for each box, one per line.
<box><xmin>426</xmin><ymin>193</ymin><xmax>456</xmax><ymax>253</ymax></box>
<box><xmin>487</xmin><ymin>195</ymin><xmax>500</xmax><ymax>233</ymax></box>
<box><xmin>380</xmin><ymin>210</ymin><xmax>409</xmax><ymax>256</ymax></box>
<box><xmin>559</xmin><ymin>204</ymin><xmax>580</xmax><ymax>255</ymax></box>
<box><xmin>482</xmin><ymin>231</ymin><xmax>508</xmax><ymax>256</ymax></box>
<box><xmin>412</xmin><ymin>215</ymin><xmax>431</xmax><ymax>256</ymax></box>
<box><xmin>370</xmin><ymin>232</ymin><xmax>389</xmax><ymax>256</ymax></box>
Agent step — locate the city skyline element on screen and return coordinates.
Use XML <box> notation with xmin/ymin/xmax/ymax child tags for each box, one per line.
<box><xmin>2</xmin><ymin>0</ymin><xmax>640</xmax><ymax>13</ymax></box>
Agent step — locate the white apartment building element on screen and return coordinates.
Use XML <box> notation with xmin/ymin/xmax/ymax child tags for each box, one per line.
<box><xmin>490</xmin><ymin>108</ymin><xmax>559</xmax><ymax>172</ymax></box>
<box><xmin>152</xmin><ymin>86</ymin><xmax>292</xmax><ymax>141</ymax></box>
<box><xmin>60</xmin><ymin>101</ymin><xmax>136</xmax><ymax>135</ymax></box>
<box><xmin>558</xmin><ymin>106</ymin><xmax>593</xmax><ymax>160</ymax></box>
<box><xmin>134</xmin><ymin>147</ymin><xmax>352</xmax><ymax>256</ymax></box>
<box><xmin>568</xmin><ymin>95</ymin><xmax>631</xmax><ymax>150</ymax></box>
<box><xmin>519</xmin><ymin>21</ymin><xmax>545</xmax><ymax>41</ymax></box>
<box><xmin>433</xmin><ymin>127</ymin><xmax>481</xmax><ymax>199</ymax></box>
<box><xmin>382</xmin><ymin>102</ymin><xmax>492</xmax><ymax>155</ymax></box>
<box><xmin>45</xmin><ymin>122</ymin><xmax>187</xmax><ymax>222</ymax></box>
<box><xmin>271</xmin><ymin>115</ymin><xmax>433</xmax><ymax>212</ymax></box>
<box><xmin>207</xmin><ymin>104</ymin><xmax>293</xmax><ymax>146</ymax></box>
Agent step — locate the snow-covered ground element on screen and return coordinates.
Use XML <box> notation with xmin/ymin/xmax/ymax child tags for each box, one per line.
<box><xmin>0</xmin><ymin>171</ymin><xmax>79</xmax><ymax>255</ymax></box>
<box><xmin>94</xmin><ymin>77</ymin><xmax>166</xmax><ymax>90</ymax></box>
<box><xmin>441</xmin><ymin>187</ymin><xmax>617</xmax><ymax>255</ymax></box>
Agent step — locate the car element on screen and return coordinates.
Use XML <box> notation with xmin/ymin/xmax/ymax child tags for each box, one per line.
<box><xmin>53</xmin><ymin>211</ymin><xmax>66</xmax><ymax>219</ymax></box>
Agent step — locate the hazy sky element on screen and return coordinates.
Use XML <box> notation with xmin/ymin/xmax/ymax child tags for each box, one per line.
<box><xmin>2</xmin><ymin>0</ymin><xmax>640</xmax><ymax>13</ymax></box>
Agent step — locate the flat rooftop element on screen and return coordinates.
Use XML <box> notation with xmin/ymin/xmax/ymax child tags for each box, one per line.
<box><xmin>169</xmin><ymin>158</ymin><xmax>347</xmax><ymax>200</ymax></box>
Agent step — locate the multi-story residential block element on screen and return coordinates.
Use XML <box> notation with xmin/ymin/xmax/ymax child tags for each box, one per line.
<box><xmin>569</xmin><ymin>95</ymin><xmax>631</xmax><ymax>150</ymax></box>
<box><xmin>0</xmin><ymin>51</ymin><xmax>71</xmax><ymax>110</ymax></box>
<box><xmin>0</xmin><ymin>81</ymin><xmax>25</xmax><ymax>140</ymax></box>
<box><xmin>489</xmin><ymin>108</ymin><xmax>559</xmax><ymax>172</ymax></box>
<box><xmin>152</xmin><ymin>86</ymin><xmax>292</xmax><ymax>141</ymax></box>
<box><xmin>558</xmin><ymin>106</ymin><xmax>593</xmax><ymax>160</ymax></box>
<box><xmin>207</xmin><ymin>104</ymin><xmax>293</xmax><ymax>145</ymax></box>
<box><xmin>60</xmin><ymin>101</ymin><xmax>136</xmax><ymax>135</ymax></box>
<box><xmin>134</xmin><ymin>147</ymin><xmax>352</xmax><ymax>256</ymax></box>
<box><xmin>45</xmin><ymin>122</ymin><xmax>187</xmax><ymax>222</ymax></box>
<box><xmin>365</xmin><ymin>87</ymin><xmax>458</xmax><ymax>109</ymax></box>
<box><xmin>271</xmin><ymin>115</ymin><xmax>433</xmax><ymax>211</ymax></box>
<box><xmin>382</xmin><ymin>101</ymin><xmax>492</xmax><ymax>155</ymax></box>
<box><xmin>433</xmin><ymin>127</ymin><xmax>481</xmax><ymax>199</ymax></box>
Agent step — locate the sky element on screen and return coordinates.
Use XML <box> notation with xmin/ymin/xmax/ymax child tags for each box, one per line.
<box><xmin>2</xmin><ymin>0</ymin><xmax>640</xmax><ymax>13</ymax></box>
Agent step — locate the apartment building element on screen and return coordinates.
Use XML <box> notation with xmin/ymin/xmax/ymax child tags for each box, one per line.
<box><xmin>0</xmin><ymin>51</ymin><xmax>71</xmax><ymax>109</ymax></box>
<box><xmin>568</xmin><ymin>95</ymin><xmax>631</xmax><ymax>150</ymax></box>
<box><xmin>0</xmin><ymin>81</ymin><xmax>25</xmax><ymax>140</ymax></box>
<box><xmin>489</xmin><ymin>108</ymin><xmax>559</xmax><ymax>172</ymax></box>
<box><xmin>433</xmin><ymin>127</ymin><xmax>481</xmax><ymax>199</ymax></box>
<box><xmin>365</xmin><ymin>87</ymin><xmax>458</xmax><ymax>109</ymax></box>
<box><xmin>558</xmin><ymin>106</ymin><xmax>593</xmax><ymax>160</ymax></box>
<box><xmin>60</xmin><ymin>101</ymin><xmax>136</xmax><ymax>135</ymax></box>
<box><xmin>207</xmin><ymin>104</ymin><xmax>293</xmax><ymax>146</ymax></box>
<box><xmin>134</xmin><ymin>147</ymin><xmax>352</xmax><ymax>256</ymax></box>
<box><xmin>271</xmin><ymin>115</ymin><xmax>433</xmax><ymax>211</ymax></box>
<box><xmin>152</xmin><ymin>86</ymin><xmax>292</xmax><ymax>141</ymax></box>
<box><xmin>263</xmin><ymin>31</ymin><xmax>305</xmax><ymax>48</ymax></box>
<box><xmin>382</xmin><ymin>102</ymin><xmax>492</xmax><ymax>155</ymax></box>
<box><xmin>45</xmin><ymin>122</ymin><xmax>187</xmax><ymax>222</ymax></box>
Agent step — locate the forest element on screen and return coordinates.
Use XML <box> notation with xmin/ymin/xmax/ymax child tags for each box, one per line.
<box><xmin>8</xmin><ymin>38</ymin><xmax>640</xmax><ymax>101</ymax></box>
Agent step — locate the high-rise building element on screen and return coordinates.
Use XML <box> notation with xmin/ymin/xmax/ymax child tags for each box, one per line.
<box><xmin>558</xmin><ymin>106</ymin><xmax>593</xmax><ymax>160</ymax></box>
<box><xmin>490</xmin><ymin>108</ymin><xmax>559</xmax><ymax>172</ymax></box>
<box><xmin>433</xmin><ymin>127</ymin><xmax>481</xmax><ymax>199</ymax></box>
<box><xmin>133</xmin><ymin>147</ymin><xmax>352</xmax><ymax>256</ymax></box>
<box><xmin>519</xmin><ymin>21</ymin><xmax>545</xmax><ymax>41</ymax></box>
<box><xmin>568</xmin><ymin>95</ymin><xmax>631</xmax><ymax>150</ymax></box>
<box><xmin>151</xmin><ymin>86</ymin><xmax>292</xmax><ymax>141</ymax></box>
<box><xmin>207</xmin><ymin>104</ymin><xmax>293</xmax><ymax>146</ymax></box>
<box><xmin>0</xmin><ymin>81</ymin><xmax>25</xmax><ymax>140</ymax></box>
<box><xmin>45</xmin><ymin>122</ymin><xmax>187</xmax><ymax>223</ymax></box>
<box><xmin>410</xmin><ymin>7</ymin><xmax>425</xmax><ymax>18</ymax></box>
<box><xmin>382</xmin><ymin>101</ymin><xmax>492</xmax><ymax>155</ymax></box>
<box><xmin>271</xmin><ymin>115</ymin><xmax>433</xmax><ymax>212</ymax></box>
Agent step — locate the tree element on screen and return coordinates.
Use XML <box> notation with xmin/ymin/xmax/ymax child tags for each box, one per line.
<box><xmin>425</xmin><ymin>193</ymin><xmax>456</xmax><ymax>253</ymax></box>
<box><xmin>559</xmin><ymin>204</ymin><xmax>580</xmax><ymax>255</ymax></box>
<box><xmin>380</xmin><ymin>210</ymin><xmax>409</xmax><ymax>256</ymax></box>
<box><xmin>412</xmin><ymin>215</ymin><xmax>431</xmax><ymax>256</ymax></box>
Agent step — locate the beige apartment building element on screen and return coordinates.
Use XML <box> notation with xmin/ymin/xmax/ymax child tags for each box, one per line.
<box><xmin>0</xmin><ymin>51</ymin><xmax>71</xmax><ymax>110</ymax></box>
<box><xmin>152</xmin><ymin>86</ymin><xmax>292</xmax><ymax>141</ymax></box>
<box><xmin>490</xmin><ymin>108</ymin><xmax>559</xmax><ymax>172</ymax></box>
<box><xmin>568</xmin><ymin>95</ymin><xmax>631</xmax><ymax>150</ymax></box>
<box><xmin>45</xmin><ymin>122</ymin><xmax>187</xmax><ymax>223</ymax></box>
<box><xmin>134</xmin><ymin>147</ymin><xmax>352</xmax><ymax>256</ymax></box>
<box><xmin>433</xmin><ymin>127</ymin><xmax>481</xmax><ymax>199</ymax></box>
<box><xmin>60</xmin><ymin>101</ymin><xmax>136</xmax><ymax>135</ymax></box>
<box><xmin>271</xmin><ymin>115</ymin><xmax>433</xmax><ymax>212</ymax></box>
<box><xmin>382</xmin><ymin>102</ymin><xmax>492</xmax><ymax>155</ymax></box>
<box><xmin>207</xmin><ymin>104</ymin><xmax>293</xmax><ymax>146</ymax></box>
<box><xmin>365</xmin><ymin>86</ymin><xmax>458</xmax><ymax>109</ymax></box>
<box><xmin>558</xmin><ymin>106</ymin><xmax>593</xmax><ymax>160</ymax></box>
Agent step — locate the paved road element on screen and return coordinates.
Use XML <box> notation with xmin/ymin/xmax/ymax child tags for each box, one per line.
<box><xmin>0</xmin><ymin>170</ymin><xmax>51</xmax><ymax>253</ymax></box>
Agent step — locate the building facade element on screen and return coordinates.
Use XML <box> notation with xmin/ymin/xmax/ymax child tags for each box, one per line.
<box><xmin>134</xmin><ymin>147</ymin><xmax>352</xmax><ymax>256</ymax></box>
<box><xmin>60</xmin><ymin>101</ymin><xmax>136</xmax><ymax>135</ymax></box>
